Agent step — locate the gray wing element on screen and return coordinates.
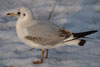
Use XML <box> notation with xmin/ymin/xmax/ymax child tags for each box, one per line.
<box><xmin>25</xmin><ymin>20</ymin><xmax>72</xmax><ymax>46</ymax></box>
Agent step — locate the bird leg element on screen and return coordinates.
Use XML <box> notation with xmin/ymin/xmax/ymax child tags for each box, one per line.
<box><xmin>33</xmin><ymin>48</ymin><xmax>44</xmax><ymax>64</ymax></box>
<box><xmin>45</xmin><ymin>49</ymin><xmax>48</xmax><ymax>59</ymax></box>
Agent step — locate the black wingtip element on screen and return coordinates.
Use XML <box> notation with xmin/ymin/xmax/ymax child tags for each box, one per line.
<box><xmin>78</xmin><ymin>39</ymin><xmax>86</xmax><ymax>46</ymax></box>
<box><xmin>73</xmin><ymin>30</ymin><xmax>98</xmax><ymax>38</ymax></box>
<box><xmin>91</xmin><ymin>30</ymin><xmax>98</xmax><ymax>33</ymax></box>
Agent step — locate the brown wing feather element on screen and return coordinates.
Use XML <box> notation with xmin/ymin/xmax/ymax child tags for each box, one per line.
<box><xmin>58</xmin><ymin>28</ymin><xmax>72</xmax><ymax>38</ymax></box>
<box><xmin>25</xmin><ymin>36</ymin><xmax>42</xmax><ymax>42</ymax></box>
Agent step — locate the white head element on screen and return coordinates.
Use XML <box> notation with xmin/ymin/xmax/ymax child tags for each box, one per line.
<box><xmin>7</xmin><ymin>7</ymin><xmax>33</xmax><ymax>21</ymax></box>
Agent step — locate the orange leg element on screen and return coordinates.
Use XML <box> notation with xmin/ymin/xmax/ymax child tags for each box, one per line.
<box><xmin>33</xmin><ymin>48</ymin><xmax>44</xmax><ymax>64</ymax></box>
<box><xmin>46</xmin><ymin>49</ymin><xmax>48</xmax><ymax>59</ymax></box>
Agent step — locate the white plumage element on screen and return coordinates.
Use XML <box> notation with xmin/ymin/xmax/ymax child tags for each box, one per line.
<box><xmin>14</xmin><ymin>7</ymin><xmax>81</xmax><ymax>49</ymax></box>
<box><xmin>7</xmin><ymin>7</ymin><xmax>88</xmax><ymax>64</ymax></box>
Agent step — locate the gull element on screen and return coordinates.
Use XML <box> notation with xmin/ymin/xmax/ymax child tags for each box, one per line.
<box><xmin>7</xmin><ymin>7</ymin><xmax>97</xmax><ymax>64</ymax></box>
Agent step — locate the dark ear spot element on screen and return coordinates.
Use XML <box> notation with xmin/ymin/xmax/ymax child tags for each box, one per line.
<box><xmin>23</xmin><ymin>13</ymin><xmax>26</xmax><ymax>16</ymax></box>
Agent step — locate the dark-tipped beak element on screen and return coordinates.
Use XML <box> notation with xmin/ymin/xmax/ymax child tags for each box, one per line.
<box><xmin>7</xmin><ymin>12</ymin><xmax>16</xmax><ymax>16</ymax></box>
<box><xmin>7</xmin><ymin>13</ymin><xmax>10</xmax><ymax>15</ymax></box>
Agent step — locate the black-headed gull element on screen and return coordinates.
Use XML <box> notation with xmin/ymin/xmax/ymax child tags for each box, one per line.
<box><xmin>7</xmin><ymin>7</ymin><xmax>97</xmax><ymax>64</ymax></box>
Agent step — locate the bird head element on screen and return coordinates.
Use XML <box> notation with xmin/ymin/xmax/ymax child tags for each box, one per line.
<box><xmin>7</xmin><ymin>7</ymin><xmax>33</xmax><ymax>20</ymax></box>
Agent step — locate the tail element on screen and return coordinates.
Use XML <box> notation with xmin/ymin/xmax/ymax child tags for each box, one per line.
<box><xmin>78</xmin><ymin>39</ymin><xmax>86</xmax><ymax>46</ymax></box>
<box><xmin>72</xmin><ymin>30</ymin><xmax>97</xmax><ymax>46</ymax></box>
<box><xmin>64</xmin><ymin>39</ymin><xmax>86</xmax><ymax>46</ymax></box>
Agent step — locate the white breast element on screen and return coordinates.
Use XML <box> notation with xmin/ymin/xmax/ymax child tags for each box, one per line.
<box><xmin>16</xmin><ymin>20</ymin><xmax>44</xmax><ymax>48</ymax></box>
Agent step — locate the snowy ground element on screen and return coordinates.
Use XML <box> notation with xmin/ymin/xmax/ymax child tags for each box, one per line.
<box><xmin>0</xmin><ymin>0</ymin><xmax>100</xmax><ymax>67</ymax></box>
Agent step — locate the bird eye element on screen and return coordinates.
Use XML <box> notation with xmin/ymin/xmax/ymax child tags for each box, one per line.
<box><xmin>17</xmin><ymin>12</ymin><xmax>21</xmax><ymax>15</ymax></box>
<box><xmin>23</xmin><ymin>13</ymin><xmax>26</xmax><ymax>16</ymax></box>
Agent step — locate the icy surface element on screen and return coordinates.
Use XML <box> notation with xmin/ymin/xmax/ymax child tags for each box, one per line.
<box><xmin>0</xmin><ymin>0</ymin><xmax>100</xmax><ymax>67</ymax></box>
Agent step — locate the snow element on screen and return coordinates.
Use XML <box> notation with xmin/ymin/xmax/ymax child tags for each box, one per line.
<box><xmin>0</xmin><ymin>0</ymin><xmax>100</xmax><ymax>67</ymax></box>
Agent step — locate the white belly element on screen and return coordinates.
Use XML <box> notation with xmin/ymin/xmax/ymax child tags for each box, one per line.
<box><xmin>16</xmin><ymin>21</ymin><xmax>42</xmax><ymax>48</ymax></box>
<box><xmin>16</xmin><ymin>21</ymin><xmax>79</xmax><ymax>49</ymax></box>
<box><xmin>16</xmin><ymin>26</ymin><xmax>79</xmax><ymax>49</ymax></box>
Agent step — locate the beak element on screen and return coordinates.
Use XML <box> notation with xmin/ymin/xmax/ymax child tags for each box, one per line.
<box><xmin>7</xmin><ymin>12</ymin><xmax>16</xmax><ymax>16</ymax></box>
